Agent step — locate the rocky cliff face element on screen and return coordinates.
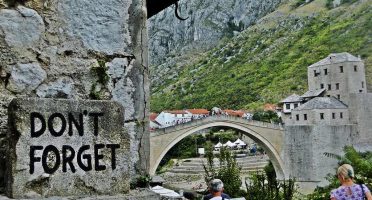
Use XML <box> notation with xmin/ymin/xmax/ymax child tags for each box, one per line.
<box><xmin>148</xmin><ymin>0</ymin><xmax>282</xmax><ymax>90</ymax></box>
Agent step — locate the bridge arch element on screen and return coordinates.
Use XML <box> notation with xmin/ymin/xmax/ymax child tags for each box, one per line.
<box><xmin>150</xmin><ymin>120</ymin><xmax>286</xmax><ymax>180</ymax></box>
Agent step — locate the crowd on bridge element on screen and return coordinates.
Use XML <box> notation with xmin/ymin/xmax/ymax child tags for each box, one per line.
<box><xmin>150</xmin><ymin>107</ymin><xmax>255</xmax><ymax>130</ymax></box>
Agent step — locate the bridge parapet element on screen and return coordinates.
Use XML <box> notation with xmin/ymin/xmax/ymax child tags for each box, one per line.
<box><xmin>151</xmin><ymin>115</ymin><xmax>283</xmax><ymax>136</ymax></box>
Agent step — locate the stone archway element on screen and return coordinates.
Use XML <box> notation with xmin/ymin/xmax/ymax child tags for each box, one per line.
<box><xmin>150</xmin><ymin>121</ymin><xmax>286</xmax><ymax>179</ymax></box>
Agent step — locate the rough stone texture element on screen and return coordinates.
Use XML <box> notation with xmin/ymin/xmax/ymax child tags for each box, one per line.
<box><xmin>348</xmin><ymin>93</ymin><xmax>372</xmax><ymax>150</ymax></box>
<box><xmin>6</xmin><ymin>98</ymin><xmax>131</xmax><ymax>198</ymax></box>
<box><xmin>6</xmin><ymin>63</ymin><xmax>47</xmax><ymax>93</ymax></box>
<box><xmin>0</xmin><ymin>189</ymin><xmax>160</xmax><ymax>199</ymax></box>
<box><xmin>0</xmin><ymin>6</ymin><xmax>44</xmax><ymax>48</ymax></box>
<box><xmin>283</xmin><ymin>125</ymin><xmax>356</xmax><ymax>193</ymax></box>
<box><xmin>58</xmin><ymin>0</ymin><xmax>131</xmax><ymax>55</ymax></box>
<box><xmin>0</xmin><ymin>0</ymin><xmax>149</xmax><ymax>197</ymax></box>
<box><xmin>36</xmin><ymin>77</ymin><xmax>75</xmax><ymax>98</ymax></box>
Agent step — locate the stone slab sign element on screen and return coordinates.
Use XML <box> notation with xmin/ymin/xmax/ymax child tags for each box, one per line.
<box><xmin>6</xmin><ymin>98</ymin><xmax>130</xmax><ymax>198</ymax></box>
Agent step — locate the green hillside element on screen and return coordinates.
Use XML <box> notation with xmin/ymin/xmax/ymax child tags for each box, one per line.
<box><xmin>150</xmin><ymin>0</ymin><xmax>372</xmax><ymax>112</ymax></box>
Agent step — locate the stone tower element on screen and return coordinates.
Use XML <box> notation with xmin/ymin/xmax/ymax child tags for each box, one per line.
<box><xmin>307</xmin><ymin>52</ymin><xmax>367</xmax><ymax>105</ymax></box>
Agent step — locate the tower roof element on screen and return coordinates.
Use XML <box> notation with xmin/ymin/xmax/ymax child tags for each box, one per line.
<box><xmin>294</xmin><ymin>97</ymin><xmax>348</xmax><ymax>110</ymax></box>
<box><xmin>308</xmin><ymin>52</ymin><xmax>361</xmax><ymax>68</ymax></box>
<box><xmin>301</xmin><ymin>89</ymin><xmax>326</xmax><ymax>98</ymax></box>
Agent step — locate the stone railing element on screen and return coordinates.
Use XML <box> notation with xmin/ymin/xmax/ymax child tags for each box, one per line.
<box><xmin>151</xmin><ymin>115</ymin><xmax>283</xmax><ymax>136</ymax></box>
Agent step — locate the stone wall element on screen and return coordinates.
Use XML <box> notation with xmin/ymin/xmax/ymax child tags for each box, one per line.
<box><xmin>348</xmin><ymin>93</ymin><xmax>372</xmax><ymax>150</ymax></box>
<box><xmin>0</xmin><ymin>0</ymin><xmax>149</xmax><ymax>193</ymax></box>
<box><xmin>283</xmin><ymin>124</ymin><xmax>356</xmax><ymax>193</ymax></box>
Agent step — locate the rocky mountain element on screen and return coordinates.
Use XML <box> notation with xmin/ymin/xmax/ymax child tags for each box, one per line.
<box><xmin>149</xmin><ymin>0</ymin><xmax>372</xmax><ymax>112</ymax></box>
<box><xmin>148</xmin><ymin>0</ymin><xmax>282</xmax><ymax>90</ymax></box>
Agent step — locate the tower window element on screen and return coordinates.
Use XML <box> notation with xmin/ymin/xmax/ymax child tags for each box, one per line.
<box><xmin>304</xmin><ymin>114</ymin><xmax>307</xmax><ymax>120</ymax></box>
<box><xmin>362</xmin><ymin>81</ymin><xmax>364</xmax><ymax>88</ymax></box>
<box><xmin>354</xmin><ymin>65</ymin><xmax>357</xmax><ymax>72</ymax></box>
<box><xmin>314</xmin><ymin>70</ymin><xmax>318</xmax><ymax>77</ymax></box>
<box><xmin>328</xmin><ymin>84</ymin><xmax>331</xmax><ymax>90</ymax></box>
<box><xmin>332</xmin><ymin>113</ymin><xmax>335</xmax><ymax>119</ymax></box>
<box><xmin>320</xmin><ymin>113</ymin><xmax>324</xmax><ymax>120</ymax></box>
<box><xmin>296</xmin><ymin>114</ymin><xmax>299</xmax><ymax>121</ymax></box>
<box><xmin>320</xmin><ymin>84</ymin><xmax>324</xmax><ymax>89</ymax></box>
<box><xmin>337</xmin><ymin>94</ymin><xmax>340</xmax><ymax>99</ymax></box>
<box><xmin>324</xmin><ymin>69</ymin><xmax>328</xmax><ymax>75</ymax></box>
<box><xmin>340</xmin><ymin>112</ymin><xmax>343</xmax><ymax>119</ymax></box>
<box><xmin>336</xmin><ymin>83</ymin><xmax>340</xmax><ymax>90</ymax></box>
<box><xmin>359</xmin><ymin>90</ymin><xmax>363</xmax><ymax>93</ymax></box>
<box><xmin>340</xmin><ymin>66</ymin><xmax>343</xmax><ymax>73</ymax></box>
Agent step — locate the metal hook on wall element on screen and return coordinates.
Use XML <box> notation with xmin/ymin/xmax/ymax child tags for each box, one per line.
<box><xmin>174</xmin><ymin>1</ymin><xmax>189</xmax><ymax>21</ymax></box>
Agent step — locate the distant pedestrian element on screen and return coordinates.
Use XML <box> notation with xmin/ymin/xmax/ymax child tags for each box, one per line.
<box><xmin>203</xmin><ymin>179</ymin><xmax>230</xmax><ymax>200</ymax></box>
<box><xmin>330</xmin><ymin>164</ymin><xmax>372</xmax><ymax>200</ymax></box>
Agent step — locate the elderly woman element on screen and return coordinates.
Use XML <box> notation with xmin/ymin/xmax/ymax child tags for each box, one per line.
<box><xmin>331</xmin><ymin>164</ymin><xmax>372</xmax><ymax>200</ymax></box>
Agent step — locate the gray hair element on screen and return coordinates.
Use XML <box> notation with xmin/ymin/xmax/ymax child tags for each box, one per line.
<box><xmin>209</xmin><ymin>179</ymin><xmax>224</xmax><ymax>192</ymax></box>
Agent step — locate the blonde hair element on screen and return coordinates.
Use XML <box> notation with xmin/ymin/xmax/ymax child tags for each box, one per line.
<box><xmin>337</xmin><ymin>164</ymin><xmax>354</xmax><ymax>179</ymax></box>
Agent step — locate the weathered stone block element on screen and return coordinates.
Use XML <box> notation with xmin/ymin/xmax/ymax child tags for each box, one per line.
<box><xmin>6</xmin><ymin>63</ymin><xmax>46</xmax><ymax>93</ymax></box>
<box><xmin>6</xmin><ymin>98</ymin><xmax>131</xmax><ymax>198</ymax></box>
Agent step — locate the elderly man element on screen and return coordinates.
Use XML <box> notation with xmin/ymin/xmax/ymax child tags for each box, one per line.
<box><xmin>203</xmin><ymin>179</ymin><xmax>231</xmax><ymax>200</ymax></box>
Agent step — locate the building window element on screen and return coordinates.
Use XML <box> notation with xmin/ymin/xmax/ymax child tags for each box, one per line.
<box><xmin>332</xmin><ymin>113</ymin><xmax>335</xmax><ymax>119</ymax></box>
<box><xmin>336</xmin><ymin>83</ymin><xmax>340</xmax><ymax>90</ymax></box>
<box><xmin>340</xmin><ymin>112</ymin><xmax>343</xmax><ymax>119</ymax></box>
<box><xmin>340</xmin><ymin>66</ymin><xmax>343</xmax><ymax>73</ymax></box>
<box><xmin>304</xmin><ymin>114</ymin><xmax>307</xmax><ymax>120</ymax></box>
<box><xmin>296</xmin><ymin>114</ymin><xmax>299</xmax><ymax>121</ymax></box>
<box><xmin>337</xmin><ymin>94</ymin><xmax>340</xmax><ymax>99</ymax></box>
<box><xmin>294</xmin><ymin>103</ymin><xmax>298</xmax><ymax>108</ymax></box>
<box><xmin>320</xmin><ymin>84</ymin><xmax>324</xmax><ymax>89</ymax></box>
<box><xmin>359</xmin><ymin>90</ymin><xmax>363</xmax><ymax>93</ymax></box>
<box><xmin>354</xmin><ymin>65</ymin><xmax>357</xmax><ymax>72</ymax></box>
<box><xmin>362</xmin><ymin>81</ymin><xmax>364</xmax><ymax>88</ymax></box>
<box><xmin>285</xmin><ymin>104</ymin><xmax>290</xmax><ymax>109</ymax></box>
<box><xmin>324</xmin><ymin>69</ymin><xmax>328</xmax><ymax>75</ymax></box>
<box><xmin>320</xmin><ymin>113</ymin><xmax>324</xmax><ymax>120</ymax></box>
<box><xmin>328</xmin><ymin>84</ymin><xmax>331</xmax><ymax>90</ymax></box>
<box><xmin>327</xmin><ymin>95</ymin><xmax>330</xmax><ymax>97</ymax></box>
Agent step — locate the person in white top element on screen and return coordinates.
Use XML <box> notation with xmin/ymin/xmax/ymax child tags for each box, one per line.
<box><xmin>204</xmin><ymin>179</ymin><xmax>230</xmax><ymax>200</ymax></box>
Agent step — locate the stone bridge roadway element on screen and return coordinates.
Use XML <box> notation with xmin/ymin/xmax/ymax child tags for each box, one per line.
<box><xmin>149</xmin><ymin>116</ymin><xmax>286</xmax><ymax>179</ymax></box>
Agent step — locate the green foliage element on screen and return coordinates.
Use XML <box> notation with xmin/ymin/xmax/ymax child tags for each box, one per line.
<box><xmin>89</xmin><ymin>83</ymin><xmax>101</xmax><ymax>100</ymax></box>
<box><xmin>252</xmin><ymin>111</ymin><xmax>281</xmax><ymax>123</ymax></box>
<box><xmin>203</xmin><ymin>147</ymin><xmax>244</xmax><ymax>197</ymax></box>
<box><xmin>325</xmin><ymin>0</ymin><xmax>334</xmax><ymax>9</ymax></box>
<box><xmin>130</xmin><ymin>174</ymin><xmax>152</xmax><ymax>189</ymax></box>
<box><xmin>150</xmin><ymin>1</ymin><xmax>372</xmax><ymax>113</ymax></box>
<box><xmin>307</xmin><ymin>146</ymin><xmax>372</xmax><ymax>199</ymax></box>
<box><xmin>245</xmin><ymin>162</ymin><xmax>296</xmax><ymax>200</ymax></box>
<box><xmin>91</xmin><ymin>60</ymin><xmax>109</xmax><ymax>85</ymax></box>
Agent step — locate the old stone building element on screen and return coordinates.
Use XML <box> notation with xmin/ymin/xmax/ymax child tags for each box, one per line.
<box><xmin>282</xmin><ymin>53</ymin><xmax>372</xmax><ymax>192</ymax></box>
<box><xmin>307</xmin><ymin>52</ymin><xmax>367</xmax><ymax>105</ymax></box>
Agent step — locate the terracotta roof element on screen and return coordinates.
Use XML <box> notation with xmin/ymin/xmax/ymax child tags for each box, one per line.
<box><xmin>150</xmin><ymin>113</ymin><xmax>158</xmax><ymax>121</ymax></box>
<box><xmin>223</xmin><ymin>110</ymin><xmax>245</xmax><ymax>117</ymax></box>
<box><xmin>264</xmin><ymin>104</ymin><xmax>279</xmax><ymax>111</ymax></box>
<box><xmin>309</xmin><ymin>52</ymin><xmax>361</xmax><ymax>68</ymax></box>
<box><xmin>280</xmin><ymin>94</ymin><xmax>302</xmax><ymax>103</ymax></box>
<box><xmin>164</xmin><ymin>110</ymin><xmax>188</xmax><ymax>114</ymax></box>
<box><xmin>186</xmin><ymin>109</ymin><xmax>210</xmax><ymax>115</ymax></box>
<box><xmin>294</xmin><ymin>97</ymin><xmax>348</xmax><ymax>110</ymax></box>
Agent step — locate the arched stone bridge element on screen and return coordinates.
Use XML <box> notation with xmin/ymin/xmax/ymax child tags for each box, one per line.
<box><xmin>149</xmin><ymin>116</ymin><xmax>287</xmax><ymax>179</ymax></box>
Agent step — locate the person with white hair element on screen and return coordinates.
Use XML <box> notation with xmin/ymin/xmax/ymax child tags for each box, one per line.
<box><xmin>203</xmin><ymin>179</ymin><xmax>231</xmax><ymax>200</ymax></box>
<box><xmin>330</xmin><ymin>164</ymin><xmax>372</xmax><ymax>200</ymax></box>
